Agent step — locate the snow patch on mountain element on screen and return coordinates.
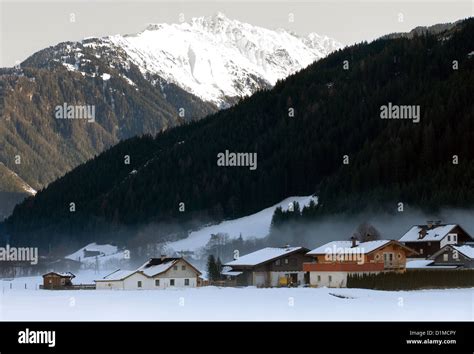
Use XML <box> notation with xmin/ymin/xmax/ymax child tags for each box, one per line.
<box><xmin>166</xmin><ymin>195</ymin><xmax>318</xmax><ymax>254</ymax></box>
<box><xmin>65</xmin><ymin>242</ymin><xmax>124</xmax><ymax>266</ymax></box>
<box><xmin>0</xmin><ymin>162</ymin><xmax>36</xmax><ymax>195</ymax></box>
<box><xmin>22</xmin><ymin>185</ymin><xmax>36</xmax><ymax>195</ymax></box>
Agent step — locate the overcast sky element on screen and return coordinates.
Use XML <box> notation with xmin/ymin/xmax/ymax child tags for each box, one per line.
<box><xmin>0</xmin><ymin>0</ymin><xmax>472</xmax><ymax>67</ymax></box>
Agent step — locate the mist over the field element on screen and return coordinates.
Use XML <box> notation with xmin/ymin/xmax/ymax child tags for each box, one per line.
<box><xmin>265</xmin><ymin>208</ymin><xmax>474</xmax><ymax>249</ymax></box>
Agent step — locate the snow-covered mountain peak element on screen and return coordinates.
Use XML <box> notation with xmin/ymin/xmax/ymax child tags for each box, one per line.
<box><xmin>47</xmin><ymin>13</ymin><xmax>341</xmax><ymax>108</ymax></box>
<box><xmin>106</xmin><ymin>14</ymin><xmax>342</xmax><ymax>107</ymax></box>
<box><xmin>304</xmin><ymin>32</ymin><xmax>342</xmax><ymax>56</ymax></box>
<box><xmin>188</xmin><ymin>12</ymin><xmax>241</xmax><ymax>33</ymax></box>
<box><xmin>142</xmin><ymin>23</ymin><xmax>165</xmax><ymax>32</ymax></box>
<box><xmin>21</xmin><ymin>13</ymin><xmax>341</xmax><ymax>109</ymax></box>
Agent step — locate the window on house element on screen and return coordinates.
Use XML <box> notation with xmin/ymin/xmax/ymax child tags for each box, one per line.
<box><xmin>275</xmin><ymin>259</ymin><xmax>281</xmax><ymax>266</ymax></box>
<box><xmin>328</xmin><ymin>275</ymin><xmax>332</xmax><ymax>282</ymax></box>
<box><xmin>170</xmin><ymin>279</ymin><xmax>175</xmax><ymax>286</ymax></box>
<box><xmin>173</xmin><ymin>266</ymin><xmax>178</xmax><ymax>270</ymax></box>
<box><xmin>61</xmin><ymin>278</ymin><xmax>65</xmax><ymax>285</ymax></box>
<box><xmin>420</xmin><ymin>248</ymin><xmax>424</xmax><ymax>254</ymax></box>
<box><xmin>284</xmin><ymin>258</ymin><xmax>289</xmax><ymax>265</ymax></box>
<box><xmin>185</xmin><ymin>279</ymin><xmax>189</xmax><ymax>286</ymax></box>
<box><xmin>443</xmin><ymin>253</ymin><xmax>449</xmax><ymax>262</ymax></box>
<box><xmin>428</xmin><ymin>242</ymin><xmax>431</xmax><ymax>246</ymax></box>
<box><xmin>137</xmin><ymin>281</ymin><xmax>142</xmax><ymax>288</ymax></box>
<box><xmin>317</xmin><ymin>275</ymin><xmax>321</xmax><ymax>282</ymax></box>
<box><xmin>182</xmin><ymin>265</ymin><xmax>186</xmax><ymax>271</ymax></box>
<box><xmin>447</xmin><ymin>236</ymin><xmax>451</xmax><ymax>242</ymax></box>
<box><xmin>155</xmin><ymin>279</ymin><xmax>160</xmax><ymax>286</ymax></box>
<box><xmin>453</xmin><ymin>235</ymin><xmax>457</xmax><ymax>242</ymax></box>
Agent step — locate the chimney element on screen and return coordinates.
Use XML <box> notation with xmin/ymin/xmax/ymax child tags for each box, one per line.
<box><xmin>427</xmin><ymin>220</ymin><xmax>433</xmax><ymax>229</ymax></box>
<box><xmin>350</xmin><ymin>236</ymin><xmax>358</xmax><ymax>248</ymax></box>
<box><xmin>418</xmin><ymin>228</ymin><xmax>427</xmax><ymax>239</ymax></box>
<box><xmin>435</xmin><ymin>220</ymin><xmax>442</xmax><ymax>226</ymax></box>
<box><xmin>160</xmin><ymin>254</ymin><xmax>166</xmax><ymax>262</ymax></box>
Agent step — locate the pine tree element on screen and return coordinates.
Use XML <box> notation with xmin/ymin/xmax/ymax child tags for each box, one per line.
<box><xmin>270</xmin><ymin>207</ymin><xmax>284</xmax><ymax>230</ymax></box>
<box><xmin>206</xmin><ymin>255</ymin><xmax>219</xmax><ymax>282</ymax></box>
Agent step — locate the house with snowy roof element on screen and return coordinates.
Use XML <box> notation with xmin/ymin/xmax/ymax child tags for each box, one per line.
<box><xmin>303</xmin><ymin>239</ymin><xmax>417</xmax><ymax>288</ymax></box>
<box><xmin>223</xmin><ymin>246</ymin><xmax>311</xmax><ymax>287</ymax></box>
<box><xmin>399</xmin><ymin>222</ymin><xmax>473</xmax><ymax>258</ymax></box>
<box><xmin>427</xmin><ymin>243</ymin><xmax>474</xmax><ymax>269</ymax></box>
<box><xmin>95</xmin><ymin>256</ymin><xmax>201</xmax><ymax>290</ymax></box>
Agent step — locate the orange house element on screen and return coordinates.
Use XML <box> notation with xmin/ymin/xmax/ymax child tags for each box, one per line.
<box><xmin>303</xmin><ymin>239</ymin><xmax>417</xmax><ymax>288</ymax></box>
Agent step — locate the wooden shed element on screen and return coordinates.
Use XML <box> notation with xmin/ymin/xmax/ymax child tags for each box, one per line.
<box><xmin>42</xmin><ymin>272</ymin><xmax>75</xmax><ymax>289</ymax></box>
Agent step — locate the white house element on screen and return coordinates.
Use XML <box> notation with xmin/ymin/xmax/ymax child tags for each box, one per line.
<box><xmin>95</xmin><ymin>257</ymin><xmax>202</xmax><ymax>290</ymax></box>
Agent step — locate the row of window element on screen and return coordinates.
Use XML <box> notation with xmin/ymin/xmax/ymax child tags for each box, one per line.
<box><xmin>173</xmin><ymin>265</ymin><xmax>186</xmax><ymax>271</ymax></box>
<box><xmin>136</xmin><ymin>279</ymin><xmax>190</xmax><ymax>287</ymax></box>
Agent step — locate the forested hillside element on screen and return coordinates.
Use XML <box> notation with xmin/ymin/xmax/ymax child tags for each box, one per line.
<box><xmin>0</xmin><ymin>41</ymin><xmax>216</xmax><ymax>218</ymax></box>
<box><xmin>4</xmin><ymin>18</ymin><xmax>474</xmax><ymax>249</ymax></box>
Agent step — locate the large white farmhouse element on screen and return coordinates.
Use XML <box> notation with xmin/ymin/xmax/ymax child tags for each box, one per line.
<box><xmin>95</xmin><ymin>257</ymin><xmax>202</xmax><ymax>290</ymax></box>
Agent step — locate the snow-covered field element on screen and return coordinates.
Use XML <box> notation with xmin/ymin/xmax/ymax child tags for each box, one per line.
<box><xmin>0</xmin><ymin>275</ymin><xmax>472</xmax><ymax>321</ymax></box>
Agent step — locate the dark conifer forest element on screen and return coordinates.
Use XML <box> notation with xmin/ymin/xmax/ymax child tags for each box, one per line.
<box><xmin>4</xmin><ymin>18</ymin><xmax>474</xmax><ymax>249</ymax></box>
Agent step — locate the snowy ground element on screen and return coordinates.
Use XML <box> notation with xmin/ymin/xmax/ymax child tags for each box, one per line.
<box><xmin>0</xmin><ymin>275</ymin><xmax>472</xmax><ymax>321</ymax></box>
<box><xmin>166</xmin><ymin>195</ymin><xmax>317</xmax><ymax>254</ymax></box>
